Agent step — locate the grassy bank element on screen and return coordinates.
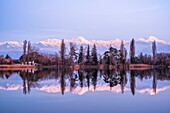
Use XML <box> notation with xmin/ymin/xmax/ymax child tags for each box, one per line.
<box><xmin>0</xmin><ymin>64</ymin><xmax>36</xmax><ymax>70</ymax></box>
<box><xmin>0</xmin><ymin>64</ymin><xmax>168</xmax><ymax>71</ymax></box>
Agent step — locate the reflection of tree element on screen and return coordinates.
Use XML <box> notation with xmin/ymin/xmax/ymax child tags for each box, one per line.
<box><xmin>19</xmin><ymin>69</ymin><xmax>54</xmax><ymax>95</ymax></box>
<box><xmin>85</xmin><ymin>69</ymin><xmax>91</xmax><ymax>90</ymax></box>
<box><xmin>69</xmin><ymin>69</ymin><xmax>78</xmax><ymax>92</ymax></box>
<box><xmin>109</xmin><ymin>70</ymin><xmax>121</xmax><ymax>88</ymax></box>
<box><xmin>78</xmin><ymin>70</ymin><xmax>85</xmax><ymax>88</ymax></box>
<box><xmin>27</xmin><ymin>70</ymin><xmax>31</xmax><ymax>94</ymax></box>
<box><xmin>1</xmin><ymin>68</ymin><xmax>170</xmax><ymax>95</ymax></box>
<box><xmin>20</xmin><ymin>70</ymin><xmax>32</xmax><ymax>94</ymax></box>
<box><xmin>102</xmin><ymin>69</ymin><xmax>121</xmax><ymax>89</ymax></box>
<box><xmin>120</xmin><ymin>70</ymin><xmax>127</xmax><ymax>94</ymax></box>
<box><xmin>103</xmin><ymin>69</ymin><xmax>110</xmax><ymax>84</ymax></box>
<box><xmin>152</xmin><ymin>71</ymin><xmax>157</xmax><ymax>94</ymax></box>
<box><xmin>130</xmin><ymin>70</ymin><xmax>136</xmax><ymax>95</ymax></box>
<box><xmin>60</xmin><ymin>70</ymin><xmax>66</xmax><ymax>95</ymax></box>
<box><xmin>137</xmin><ymin>70</ymin><xmax>152</xmax><ymax>81</ymax></box>
<box><xmin>156</xmin><ymin>69</ymin><xmax>170</xmax><ymax>80</ymax></box>
<box><xmin>22</xmin><ymin>71</ymin><xmax>27</xmax><ymax>94</ymax></box>
<box><xmin>0</xmin><ymin>71</ymin><xmax>4</xmax><ymax>79</ymax></box>
<box><xmin>84</xmin><ymin>69</ymin><xmax>98</xmax><ymax>90</ymax></box>
<box><xmin>0</xmin><ymin>70</ymin><xmax>14</xmax><ymax>79</ymax></box>
<box><xmin>91</xmin><ymin>70</ymin><xmax>98</xmax><ymax>90</ymax></box>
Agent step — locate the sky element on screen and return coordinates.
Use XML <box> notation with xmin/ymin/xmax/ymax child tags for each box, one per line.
<box><xmin>0</xmin><ymin>0</ymin><xmax>170</xmax><ymax>42</ymax></box>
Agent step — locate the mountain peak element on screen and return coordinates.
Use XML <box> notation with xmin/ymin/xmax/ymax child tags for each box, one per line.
<box><xmin>38</xmin><ymin>38</ymin><xmax>61</xmax><ymax>45</ymax></box>
<box><xmin>139</xmin><ymin>36</ymin><xmax>168</xmax><ymax>44</ymax></box>
<box><xmin>147</xmin><ymin>36</ymin><xmax>165</xmax><ymax>43</ymax></box>
<box><xmin>0</xmin><ymin>41</ymin><xmax>22</xmax><ymax>47</ymax></box>
<box><xmin>71</xmin><ymin>36</ymin><xmax>89</xmax><ymax>44</ymax></box>
<box><xmin>77</xmin><ymin>36</ymin><xmax>87</xmax><ymax>40</ymax></box>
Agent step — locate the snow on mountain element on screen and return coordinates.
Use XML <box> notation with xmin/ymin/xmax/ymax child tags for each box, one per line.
<box><xmin>38</xmin><ymin>39</ymin><xmax>61</xmax><ymax>46</ymax></box>
<box><xmin>2</xmin><ymin>82</ymin><xmax>170</xmax><ymax>95</ymax></box>
<box><xmin>0</xmin><ymin>41</ymin><xmax>23</xmax><ymax>59</ymax></box>
<box><xmin>0</xmin><ymin>41</ymin><xmax>22</xmax><ymax>49</ymax></box>
<box><xmin>71</xmin><ymin>36</ymin><xmax>90</xmax><ymax>44</ymax></box>
<box><xmin>0</xmin><ymin>36</ymin><xmax>170</xmax><ymax>59</ymax></box>
<box><xmin>139</xmin><ymin>36</ymin><xmax>169</xmax><ymax>44</ymax></box>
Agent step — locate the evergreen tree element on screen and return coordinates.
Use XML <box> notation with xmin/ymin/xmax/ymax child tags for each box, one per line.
<box><xmin>69</xmin><ymin>42</ymin><xmax>77</xmax><ymax>65</ymax></box>
<box><xmin>120</xmin><ymin>40</ymin><xmax>127</xmax><ymax>66</ymax></box>
<box><xmin>103</xmin><ymin>46</ymin><xmax>118</xmax><ymax>65</ymax></box>
<box><xmin>120</xmin><ymin>40</ymin><xmax>124</xmax><ymax>64</ymax></box>
<box><xmin>120</xmin><ymin>40</ymin><xmax>124</xmax><ymax>51</ymax></box>
<box><xmin>5</xmin><ymin>54</ymin><xmax>13</xmax><ymax>64</ymax></box>
<box><xmin>78</xmin><ymin>45</ymin><xmax>84</xmax><ymax>64</ymax></box>
<box><xmin>109</xmin><ymin>46</ymin><xmax>118</xmax><ymax>65</ymax></box>
<box><xmin>86</xmin><ymin>44</ymin><xmax>90</xmax><ymax>65</ymax></box>
<box><xmin>139</xmin><ymin>52</ymin><xmax>144</xmax><ymax>63</ymax></box>
<box><xmin>91</xmin><ymin>44</ymin><xmax>98</xmax><ymax>65</ymax></box>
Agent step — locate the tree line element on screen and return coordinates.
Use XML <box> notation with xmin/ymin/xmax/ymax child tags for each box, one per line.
<box><xmin>0</xmin><ymin>38</ymin><xmax>170</xmax><ymax>68</ymax></box>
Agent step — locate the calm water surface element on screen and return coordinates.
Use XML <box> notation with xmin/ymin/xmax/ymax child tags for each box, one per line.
<box><xmin>0</xmin><ymin>69</ymin><xmax>170</xmax><ymax>113</ymax></box>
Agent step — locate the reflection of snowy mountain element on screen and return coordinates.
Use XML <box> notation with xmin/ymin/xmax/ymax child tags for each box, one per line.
<box><xmin>1</xmin><ymin>73</ymin><xmax>170</xmax><ymax>95</ymax></box>
<box><xmin>0</xmin><ymin>36</ymin><xmax>170</xmax><ymax>59</ymax></box>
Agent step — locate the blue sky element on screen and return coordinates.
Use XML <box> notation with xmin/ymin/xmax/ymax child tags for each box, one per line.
<box><xmin>0</xmin><ymin>0</ymin><xmax>170</xmax><ymax>42</ymax></box>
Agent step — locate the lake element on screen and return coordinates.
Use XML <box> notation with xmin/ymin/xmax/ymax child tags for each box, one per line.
<box><xmin>0</xmin><ymin>69</ymin><xmax>170</xmax><ymax>113</ymax></box>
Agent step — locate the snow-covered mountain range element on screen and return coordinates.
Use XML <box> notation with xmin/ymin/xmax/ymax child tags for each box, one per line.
<box><xmin>0</xmin><ymin>36</ymin><xmax>170</xmax><ymax>59</ymax></box>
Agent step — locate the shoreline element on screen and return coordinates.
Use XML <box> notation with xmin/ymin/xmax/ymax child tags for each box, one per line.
<box><xmin>0</xmin><ymin>64</ymin><xmax>169</xmax><ymax>71</ymax></box>
<box><xmin>0</xmin><ymin>64</ymin><xmax>36</xmax><ymax>70</ymax></box>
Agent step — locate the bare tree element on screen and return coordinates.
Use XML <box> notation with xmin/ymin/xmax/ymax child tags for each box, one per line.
<box><xmin>26</xmin><ymin>45</ymin><xmax>40</xmax><ymax>65</ymax></box>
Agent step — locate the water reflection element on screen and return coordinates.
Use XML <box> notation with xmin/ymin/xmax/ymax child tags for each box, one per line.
<box><xmin>0</xmin><ymin>69</ymin><xmax>170</xmax><ymax>95</ymax></box>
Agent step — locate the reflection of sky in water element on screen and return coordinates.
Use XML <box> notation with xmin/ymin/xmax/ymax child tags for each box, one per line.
<box><xmin>0</xmin><ymin>70</ymin><xmax>170</xmax><ymax>113</ymax></box>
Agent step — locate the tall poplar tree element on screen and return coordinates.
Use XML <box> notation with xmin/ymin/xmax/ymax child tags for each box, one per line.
<box><xmin>152</xmin><ymin>40</ymin><xmax>157</xmax><ymax>60</ymax></box>
<box><xmin>130</xmin><ymin>39</ymin><xmax>135</xmax><ymax>64</ymax></box>
<box><xmin>60</xmin><ymin>39</ymin><xmax>66</xmax><ymax>66</ymax></box>
<box><xmin>23</xmin><ymin>40</ymin><xmax>27</xmax><ymax>64</ymax></box>
<box><xmin>27</xmin><ymin>41</ymin><xmax>31</xmax><ymax>64</ymax></box>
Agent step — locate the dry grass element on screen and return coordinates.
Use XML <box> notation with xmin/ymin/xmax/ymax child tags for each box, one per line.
<box><xmin>129</xmin><ymin>64</ymin><xmax>153</xmax><ymax>70</ymax></box>
<box><xmin>0</xmin><ymin>64</ymin><xmax>36</xmax><ymax>70</ymax></box>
